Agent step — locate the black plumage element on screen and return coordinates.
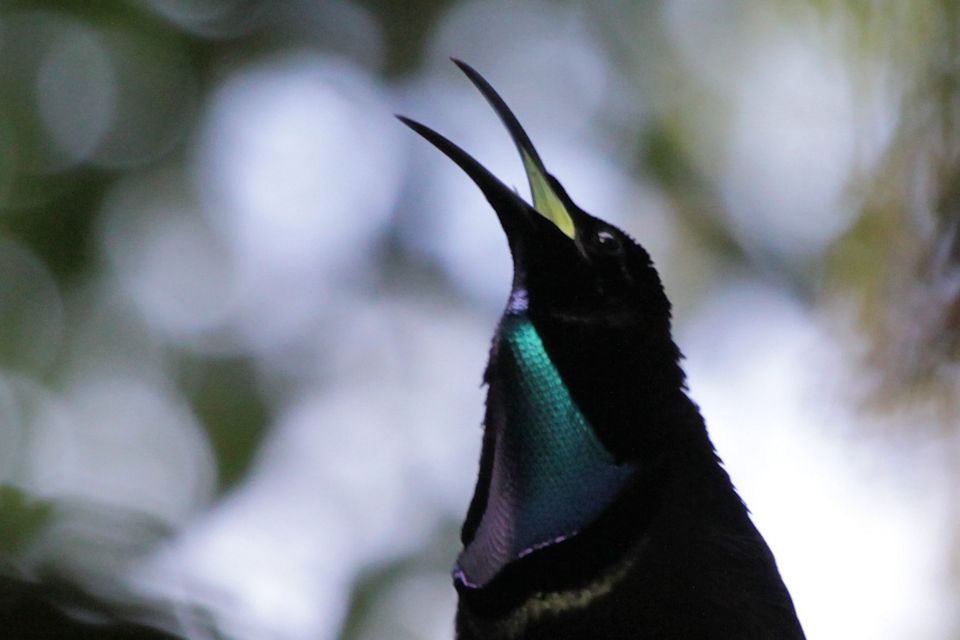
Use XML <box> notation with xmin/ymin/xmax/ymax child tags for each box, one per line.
<box><xmin>399</xmin><ymin>60</ymin><xmax>805</xmax><ymax>640</ymax></box>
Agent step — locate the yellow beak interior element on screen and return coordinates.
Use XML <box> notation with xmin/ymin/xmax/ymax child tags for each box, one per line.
<box><xmin>521</xmin><ymin>150</ymin><xmax>576</xmax><ymax>240</ymax></box>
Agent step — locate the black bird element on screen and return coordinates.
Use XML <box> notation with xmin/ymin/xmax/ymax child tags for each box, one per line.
<box><xmin>399</xmin><ymin>61</ymin><xmax>805</xmax><ymax>640</ymax></box>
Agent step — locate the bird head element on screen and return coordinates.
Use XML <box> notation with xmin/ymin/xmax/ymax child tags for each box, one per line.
<box><xmin>399</xmin><ymin>61</ymin><xmax>670</xmax><ymax>334</ymax></box>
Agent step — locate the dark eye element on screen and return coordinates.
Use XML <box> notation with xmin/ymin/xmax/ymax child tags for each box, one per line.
<box><xmin>596</xmin><ymin>230</ymin><xmax>623</xmax><ymax>255</ymax></box>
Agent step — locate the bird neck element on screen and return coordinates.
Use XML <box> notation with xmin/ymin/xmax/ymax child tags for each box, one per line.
<box><xmin>527</xmin><ymin>305</ymin><xmax>692</xmax><ymax>463</ymax></box>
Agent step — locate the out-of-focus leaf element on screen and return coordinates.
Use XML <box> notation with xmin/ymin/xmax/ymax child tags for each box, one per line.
<box><xmin>0</xmin><ymin>485</ymin><xmax>52</xmax><ymax>556</ymax></box>
<box><xmin>182</xmin><ymin>356</ymin><xmax>269</xmax><ymax>492</ymax></box>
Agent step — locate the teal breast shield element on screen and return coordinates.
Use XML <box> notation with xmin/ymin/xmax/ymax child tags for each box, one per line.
<box><xmin>456</xmin><ymin>314</ymin><xmax>638</xmax><ymax>587</ymax></box>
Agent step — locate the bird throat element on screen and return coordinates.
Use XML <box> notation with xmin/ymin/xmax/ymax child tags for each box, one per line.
<box><xmin>456</xmin><ymin>312</ymin><xmax>639</xmax><ymax>588</ymax></box>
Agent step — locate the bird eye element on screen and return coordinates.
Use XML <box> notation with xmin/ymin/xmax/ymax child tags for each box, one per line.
<box><xmin>596</xmin><ymin>230</ymin><xmax>622</xmax><ymax>254</ymax></box>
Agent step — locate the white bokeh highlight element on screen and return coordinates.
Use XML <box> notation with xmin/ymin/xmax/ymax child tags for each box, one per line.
<box><xmin>664</xmin><ymin>3</ymin><xmax>896</xmax><ymax>260</ymax></box>
<box><xmin>35</xmin><ymin>19</ymin><xmax>115</xmax><ymax>167</ymax></box>
<box><xmin>196</xmin><ymin>53</ymin><xmax>403</xmax><ymax>356</ymax></box>
<box><xmin>199</xmin><ymin>53</ymin><xmax>400</xmax><ymax>277</ymax></box>
<box><xmin>100</xmin><ymin>168</ymin><xmax>238</xmax><ymax>349</ymax></box>
<box><xmin>24</xmin><ymin>376</ymin><xmax>215</xmax><ymax>525</ymax></box>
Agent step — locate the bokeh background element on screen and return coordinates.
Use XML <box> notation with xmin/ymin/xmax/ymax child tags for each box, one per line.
<box><xmin>0</xmin><ymin>0</ymin><xmax>958</xmax><ymax>638</ymax></box>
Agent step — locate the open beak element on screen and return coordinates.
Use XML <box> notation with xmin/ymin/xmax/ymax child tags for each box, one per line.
<box><xmin>451</xmin><ymin>59</ymin><xmax>576</xmax><ymax>240</ymax></box>
<box><xmin>396</xmin><ymin>60</ymin><xmax>577</xmax><ymax>243</ymax></box>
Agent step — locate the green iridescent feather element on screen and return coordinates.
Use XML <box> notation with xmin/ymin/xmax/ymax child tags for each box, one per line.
<box><xmin>456</xmin><ymin>314</ymin><xmax>637</xmax><ymax>586</ymax></box>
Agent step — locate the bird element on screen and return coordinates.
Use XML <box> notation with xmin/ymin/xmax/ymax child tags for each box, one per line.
<box><xmin>398</xmin><ymin>60</ymin><xmax>806</xmax><ymax>640</ymax></box>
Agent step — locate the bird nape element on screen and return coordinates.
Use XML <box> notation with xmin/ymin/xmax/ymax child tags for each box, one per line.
<box><xmin>398</xmin><ymin>60</ymin><xmax>805</xmax><ymax>640</ymax></box>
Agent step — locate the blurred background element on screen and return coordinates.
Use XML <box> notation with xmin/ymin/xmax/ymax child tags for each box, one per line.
<box><xmin>0</xmin><ymin>0</ymin><xmax>958</xmax><ymax>638</ymax></box>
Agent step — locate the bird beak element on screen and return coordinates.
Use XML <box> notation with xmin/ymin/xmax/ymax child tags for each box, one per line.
<box><xmin>396</xmin><ymin>60</ymin><xmax>577</xmax><ymax>245</ymax></box>
<box><xmin>451</xmin><ymin>59</ymin><xmax>576</xmax><ymax>241</ymax></box>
